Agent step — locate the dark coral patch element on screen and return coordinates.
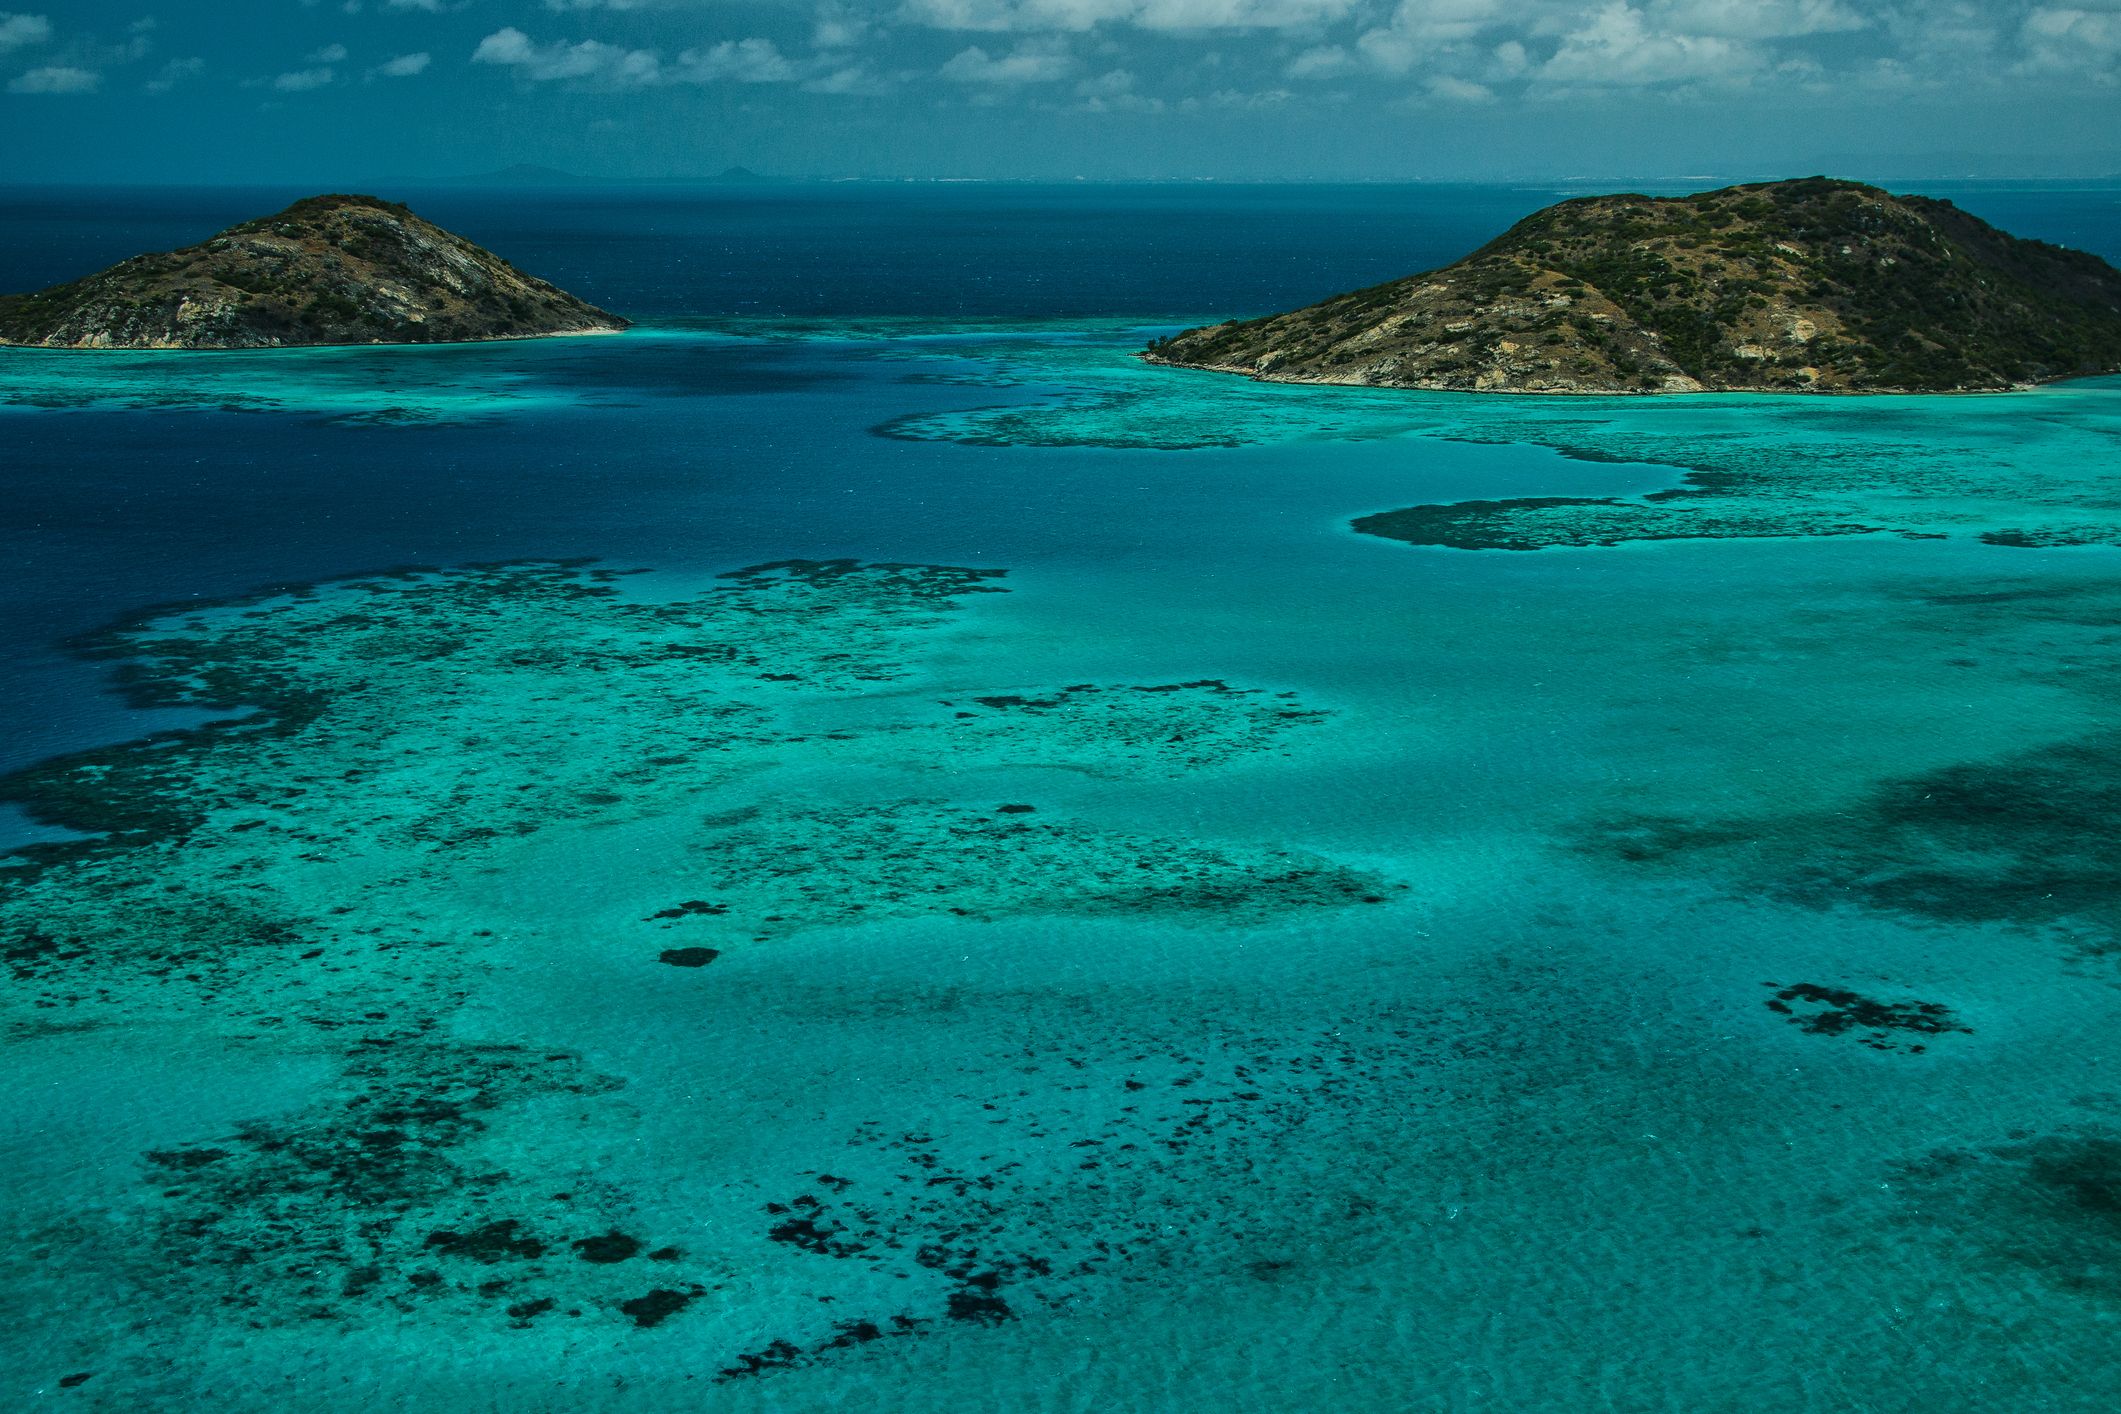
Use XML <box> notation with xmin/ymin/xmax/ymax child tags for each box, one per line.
<box><xmin>620</xmin><ymin>1287</ymin><xmax>701</xmax><ymax>1329</ymax></box>
<box><xmin>1763</xmin><ymin>982</ymin><xmax>1969</xmax><ymax>1053</ymax></box>
<box><xmin>647</xmin><ymin>900</ymin><xmax>726</xmax><ymax>922</ymax></box>
<box><xmin>945</xmin><ymin>1287</ymin><xmax>1014</xmax><ymax>1324</ymax></box>
<box><xmin>572</xmin><ymin>1232</ymin><xmax>643</xmax><ymax>1264</ymax></box>
<box><xmin>425</xmin><ymin>1220</ymin><xmax>547</xmax><ymax>1263</ymax></box>
<box><xmin>658</xmin><ymin>947</ymin><xmax>721</xmax><ymax>968</ymax></box>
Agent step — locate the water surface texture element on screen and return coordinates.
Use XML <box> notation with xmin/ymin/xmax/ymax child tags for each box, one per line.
<box><xmin>5</xmin><ymin>183</ymin><xmax>2121</xmax><ymax>1411</ymax></box>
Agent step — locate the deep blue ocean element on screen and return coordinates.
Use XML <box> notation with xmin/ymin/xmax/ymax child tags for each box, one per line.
<box><xmin>5</xmin><ymin>182</ymin><xmax>2121</xmax><ymax>1411</ymax></box>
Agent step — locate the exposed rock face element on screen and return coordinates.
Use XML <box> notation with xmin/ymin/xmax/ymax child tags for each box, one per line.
<box><xmin>1145</xmin><ymin>177</ymin><xmax>2121</xmax><ymax>395</ymax></box>
<box><xmin>0</xmin><ymin>193</ymin><xmax>628</xmax><ymax>349</ymax></box>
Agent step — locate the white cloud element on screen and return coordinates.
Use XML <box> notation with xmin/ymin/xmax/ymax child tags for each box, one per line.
<box><xmin>815</xmin><ymin>10</ymin><xmax>872</xmax><ymax>47</ymax></box>
<box><xmin>473</xmin><ymin>26</ymin><xmax>663</xmax><ymax>85</ymax></box>
<box><xmin>1354</xmin><ymin>0</ymin><xmax>1520</xmax><ymax>75</ymax></box>
<box><xmin>803</xmin><ymin>62</ymin><xmax>895</xmax><ymax>92</ymax></box>
<box><xmin>2018</xmin><ymin>5</ymin><xmax>2121</xmax><ymax>79</ymax></box>
<box><xmin>473</xmin><ymin>27</ymin><xmax>823</xmax><ymax>87</ymax></box>
<box><xmin>1285</xmin><ymin>44</ymin><xmax>1350</xmax><ymax>76</ymax></box>
<box><xmin>909</xmin><ymin>0</ymin><xmax>1357</xmax><ymax>33</ymax></box>
<box><xmin>1076</xmin><ymin>67</ymin><xmax>1164</xmax><ymax>108</ymax></box>
<box><xmin>675</xmin><ymin>37</ymin><xmax>798</xmax><ymax>83</ymax></box>
<box><xmin>273</xmin><ymin>66</ymin><xmax>336</xmax><ymax>91</ymax></box>
<box><xmin>1540</xmin><ymin>2</ymin><xmax>1761</xmax><ymax>85</ymax></box>
<box><xmin>0</xmin><ymin>12</ymin><xmax>50</xmax><ymax>54</ymax></box>
<box><xmin>1199</xmin><ymin>84</ymin><xmax>1293</xmax><ymax>105</ymax></box>
<box><xmin>1318</xmin><ymin>0</ymin><xmax>1890</xmax><ymax>91</ymax></box>
<box><xmin>1427</xmin><ymin>73</ymin><xmax>1495</xmax><ymax>99</ymax></box>
<box><xmin>145</xmin><ymin>55</ymin><xmax>204</xmax><ymax>92</ymax></box>
<box><xmin>9</xmin><ymin>63</ymin><xmax>97</xmax><ymax>92</ymax></box>
<box><xmin>940</xmin><ymin>38</ymin><xmax>1075</xmax><ymax>81</ymax></box>
<box><xmin>385</xmin><ymin>0</ymin><xmax>445</xmax><ymax>11</ymax></box>
<box><xmin>377</xmin><ymin>50</ymin><xmax>432</xmax><ymax>76</ymax></box>
<box><xmin>1653</xmin><ymin>0</ymin><xmax>1867</xmax><ymax>40</ymax></box>
<box><xmin>309</xmin><ymin>43</ymin><xmax>349</xmax><ymax>64</ymax></box>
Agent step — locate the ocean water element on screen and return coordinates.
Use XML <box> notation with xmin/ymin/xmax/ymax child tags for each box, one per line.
<box><xmin>4</xmin><ymin>182</ymin><xmax>2121</xmax><ymax>1411</ymax></box>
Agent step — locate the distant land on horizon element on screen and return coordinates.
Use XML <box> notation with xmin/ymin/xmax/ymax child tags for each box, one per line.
<box><xmin>436</xmin><ymin>165</ymin><xmax>779</xmax><ymax>187</ymax></box>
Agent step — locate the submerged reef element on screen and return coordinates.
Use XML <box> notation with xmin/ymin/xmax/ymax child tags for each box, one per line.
<box><xmin>1351</xmin><ymin>487</ymin><xmax>1891</xmax><ymax>551</ymax></box>
<box><xmin>1892</xmin><ymin>1125</ymin><xmax>2121</xmax><ymax>1301</ymax></box>
<box><xmin>869</xmin><ymin>324</ymin><xmax>2121</xmax><ymax>553</ymax></box>
<box><xmin>0</xmin><ymin>555</ymin><xmax>1396</xmax><ymax>1396</ymax></box>
<box><xmin>1576</xmin><ymin>574</ymin><xmax>2121</xmax><ymax>963</ymax></box>
<box><xmin>1762</xmin><ymin>982</ymin><xmax>1970</xmax><ymax>1054</ymax></box>
<box><xmin>1583</xmin><ymin>731</ymin><xmax>2121</xmax><ymax>955</ymax></box>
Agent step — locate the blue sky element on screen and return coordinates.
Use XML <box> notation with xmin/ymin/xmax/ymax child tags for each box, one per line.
<box><xmin>3</xmin><ymin>1</ymin><xmax>2119</xmax><ymax>181</ymax></box>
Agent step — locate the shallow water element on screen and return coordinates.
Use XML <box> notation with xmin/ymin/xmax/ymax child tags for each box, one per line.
<box><xmin>5</xmin><ymin>185</ymin><xmax>2121</xmax><ymax>1411</ymax></box>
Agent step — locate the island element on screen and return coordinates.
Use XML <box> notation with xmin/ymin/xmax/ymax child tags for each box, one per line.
<box><xmin>0</xmin><ymin>193</ymin><xmax>627</xmax><ymax>349</ymax></box>
<box><xmin>1144</xmin><ymin>177</ymin><xmax>2121</xmax><ymax>395</ymax></box>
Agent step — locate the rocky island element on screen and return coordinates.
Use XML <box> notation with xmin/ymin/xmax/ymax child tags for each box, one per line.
<box><xmin>0</xmin><ymin>193</ymin><xmax>627</xmax><ymax>349</ymax></box>
<box><xmin>1145</xmin><ymin>178</ymin><xmax>2121</xmax><ymax>395</ymax></box>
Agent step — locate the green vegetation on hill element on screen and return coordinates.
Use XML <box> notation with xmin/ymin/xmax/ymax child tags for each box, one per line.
<box><xmin>1146</xmin><ymin>178</ymin><xmax>2121</xmax><ymax>395</ymax></box>
<box><xmin>0</xmin><ymin>193</ymin><xmax>627</xmax><ymax>350</ymax></box>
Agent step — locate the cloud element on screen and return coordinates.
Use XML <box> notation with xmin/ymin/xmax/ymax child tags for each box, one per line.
<box><xmin>940</xmin><ymin>38</ymin><xmax>1075</xmax><ymax>81</ymax></box>
<box><xmin>473</xmin><ymin>26</ymin><xmax>663</xmax><ymax>85</ymax></box>
<box><xmin>1653</xmin><ymin>0</ymin><xmax>1868</xmax><ymax>40</ymax></box>
<box><xmin>815</xmin><ymin>11</ymin><xmax>872</xmax><ymax>47</ymax></box>
<box><xmin>376</xmin><ymin>51</ymin><xmax>432</xmax><ymax>77</ymax></box>
<box><xmin>675</xmin><ymin>37</ymin><xmax>797</xmax><ymax>83</ymax></box>
<box><xmin>308</xmin><ymin>43</ymin><xmax>349</xmax><ymax>64</ymax></box>
<box><xmin>803</xmin><ymin>62</ymin><xmax>895</xmax><ymax>93</ymax></box>
<box><xmin>1287</xmin><ymin>44</ymin><xmax>1354</xmax><ymax>76</ymax></box>
<box><xmin>1194</xmin><ymin>84</ymin><xmax>1294</xmax><ymax>106</ymax></box>
<box><xmin>1306</xmin><ymin>0</ymin><xmax>1893</xmax><ymax>93</ymax></box>
<box><xmin>1427</xmin><ymin>73</ymin><xmax>1495</xmax><ymax>100</ymax></box>
<box><xmin>2018</xmin><ymin>5</ymin><xmax>2121</xmax><ymax>79</ymax></box>
<box><xmin>385</xmin><ymin>0</ymin><xmax>445</xmax><ymax>11</ymax></box>
<box><xmin>1540</xmin><ymin>2</ymin><xmax>1761</xmax><ymax>85</ymax></box>
<box><xmin>908</xmin><ymin>0</ymin><xmax>1357</xmax><ymax>33</ymax></box>
<box><xmin>0</xmin><ymin>12</ymin><xmax>50</xmax><ymax>54</ymax></box>
<box><xmin>1075</xmin><ymin>66</ymin><xmax>1163</xmax><ymax>108</ymax></box>
<box><xmin>8</xmin><ymin>63</ymin><xmax>97</xmax><ymax>93</ymax></box>
<box><xmin>272</xmin><ymin>66</ymin><xmax>337</xmax><ymax>91</ymax></box>
<box><xmin>473</xmin><ymin>28</ymin><xmax>820</xmax><ymax>88</ymax></box>
<box><xmin>145</xmin><ymin>55</ymin><xmax>204</xmax><ymax>93</ymax></box>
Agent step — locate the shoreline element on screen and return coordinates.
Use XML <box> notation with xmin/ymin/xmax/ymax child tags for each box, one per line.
<box><xmin>1134</xmin><ymin>350</ymin><xmax>2118</xmax><ymax>398</ymax></box>
<box><xmin>0</xmin><ymin>323</ymin><xmax>631</xmax><ymax>354</ymax></box>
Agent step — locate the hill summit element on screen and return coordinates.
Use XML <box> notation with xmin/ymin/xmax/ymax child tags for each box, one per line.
<box><xmin>1145</xmin><ymin>178</ymin><xmax>2121</xmax><ymax>395</ymax></box>
<box><xmin>0</xmin><ymin>194</ymin><xmax>627</xmax><ymax>350</ymax></box>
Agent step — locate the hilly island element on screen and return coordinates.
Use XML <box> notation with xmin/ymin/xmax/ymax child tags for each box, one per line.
<box><xmin>1145</xmin><ymin>178</ymin><xmax>2121</xmax><ymax>395</ymax></box>
<box><xmin>0</xmin><ymin>194</ymin><xmax>627</xmax><ymax>349</ymax></box>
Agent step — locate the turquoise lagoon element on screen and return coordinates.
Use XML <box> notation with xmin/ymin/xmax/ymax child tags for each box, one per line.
<box><xmin>6</xmin><ymin>191</ymin><xmax>2121</xmax><ymax>1411</ymax></box>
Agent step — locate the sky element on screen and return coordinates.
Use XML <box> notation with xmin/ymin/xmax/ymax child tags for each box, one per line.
<box><xmin>2</xmin><ymin>1</ymin><xmax>2118</xmax><ymax>182</ymax></box>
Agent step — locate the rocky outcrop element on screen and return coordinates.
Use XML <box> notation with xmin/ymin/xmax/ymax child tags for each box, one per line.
<box><xmin>0</xmin><ymin>193</ymin><xmax>627</xmax><ymax>349</ymax></box>
<box><xmin>1145</xmin><ymin>178</ymin><xmax>2121</xmax><ymax>395</ymax></box>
